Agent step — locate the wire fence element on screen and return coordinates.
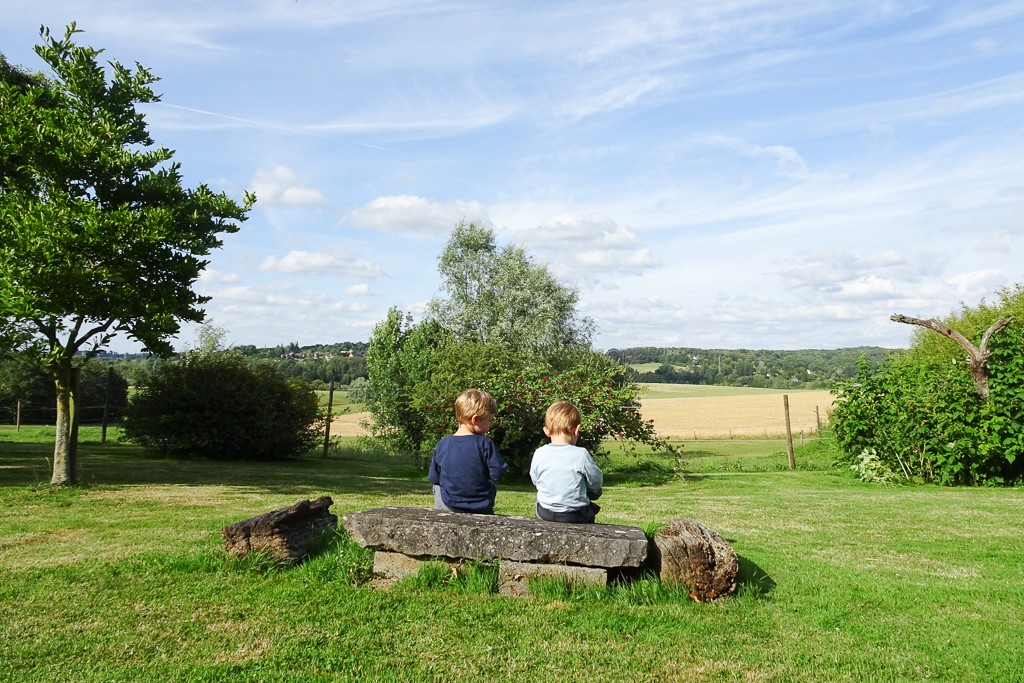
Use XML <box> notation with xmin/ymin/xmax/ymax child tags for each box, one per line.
<box><xmin>0</xmin><ymin>402</ymin><xmax>126</xmax><ymax>428</ymax></box>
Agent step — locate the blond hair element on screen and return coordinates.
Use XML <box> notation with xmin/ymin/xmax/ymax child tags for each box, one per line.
<box><xmin>454</xmin><ymin>388</ymin><xmax>497</xmax><ymax>425</ymax></box>
<box><xmin>544</xmin><ymin>401</ymin><xmax>581</xmax><ymax>437</ymax></box>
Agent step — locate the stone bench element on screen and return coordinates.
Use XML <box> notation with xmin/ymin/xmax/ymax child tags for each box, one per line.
<box><xmin>342</xmin><ymin>506</ymin><xmax>650</xmax><ymax>596</ymax></box>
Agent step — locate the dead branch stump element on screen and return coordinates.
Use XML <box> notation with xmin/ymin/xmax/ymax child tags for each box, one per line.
<box><xmin>650</xmin><ymin>518</ymin><xmax>739</xmax><ymax>602</ymax></box>
<box><xmin>222</xmin><ymin>496</ymin><xmax>337</xmax><ymax>563</ymax></box>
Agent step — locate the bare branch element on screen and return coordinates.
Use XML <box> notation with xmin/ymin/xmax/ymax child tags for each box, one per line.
<box><xmin>890</xmin><ymin>313</ymin><xmax>1013</xmax><ymax>400</ymax></box>
<box><xmin>889</xmin><ymin>314</ymin><xmax>980</xmax><ymax>360</ymax></box>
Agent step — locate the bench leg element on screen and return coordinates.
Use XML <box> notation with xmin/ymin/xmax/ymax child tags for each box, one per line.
<box><xmin>498</xmin><ymin>560</ymin><xmax>607</xmax><ymax>597</ymax></box>
<box><xmin>372</xmin><ymin>551</ymin><xmax>426</xmax><ymax>587</ymax></box>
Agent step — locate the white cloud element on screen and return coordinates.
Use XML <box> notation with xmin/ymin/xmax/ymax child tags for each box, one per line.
<box><xmin>511</xmin><ymin>213</ymin><xmax>658</xmax><ymax>281</ymax></box>
<box><xmin>344</xmin><ymin>195</ymin><xmax>491</xmax><ymax>235</ymax></box>
<box><xmin>782</xmin><ymin>249</ymin><xmax>948</xmax><ymax>293</ymax></box>
<box><xmin>346</xmin><ymin>283</ymin><xmax>371</xmax><ymax>296</ymax></box>
<box><xmin>948</xmin><ymin>269</ymin><xmax>1009</xmax><ymax>298</ymax></box>
<box><xmin>198</xmin><ymin>269</ymin><xmax>238</xmax><ymax>284</ymax></box>
<box><xmin>212</xmin><ymin>286</ymin><xmax>281</xmax><ymax>304</ymax></box>
<box><xmin>250</xmin><ymin>166</ymin><xmax>325</xmax><ymax>207</ymax></box>
<box><xmin>975</xmin><ymin>230</ymin><xmax>1014</xmax><ymax>253</ymax></box>
<box><xmin>556</xmin><ymin>75</ymin><xmax>665</xmax><ymax>122</ymax></box>
<box><xmin>835</xmin><ymin>276</ymin><xmax>897</xmax><ymax>300</ymax></box>
<box><xmin>695</xmin><ymin>134</ymin><xmax>812</xmax><ymax>180</ymax></box>
<box><xmin>260</xmin><ymin>250</ymin><xmax>382</xmax><ymax>278</ymax></box>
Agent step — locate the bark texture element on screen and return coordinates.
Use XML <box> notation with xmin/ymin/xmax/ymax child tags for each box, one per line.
<box><xmin>650</xmin><ymin>518</ymin><xmax>739</xmax><ymax>602</ymax></box>
<box><xmin>222</xmin><ymin>496</ymin><xmax>337</xmax><ymax>563</ymax></box>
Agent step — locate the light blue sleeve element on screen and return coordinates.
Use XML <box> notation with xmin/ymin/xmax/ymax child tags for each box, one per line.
<box><xmin>582</xmin><ymin>450</ymin><xmax>603</xmax><ymax>500</ymax></box>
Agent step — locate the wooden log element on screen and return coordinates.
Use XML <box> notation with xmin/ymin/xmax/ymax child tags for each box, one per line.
<box><xmin>649</xmin><ymin>518</ymin><xmax>739</xmax><ymax>602</ymax></box>
<box><xmin>221</xmin><ymin>496</ymin><xmax>337</xmax><ymax>563</ymax></box>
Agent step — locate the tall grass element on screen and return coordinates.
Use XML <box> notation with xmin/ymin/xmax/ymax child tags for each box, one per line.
<box><xmin>2</xmin><ymin>432</ymin><xmax>1022</xmax><ymax>681</ymax></box>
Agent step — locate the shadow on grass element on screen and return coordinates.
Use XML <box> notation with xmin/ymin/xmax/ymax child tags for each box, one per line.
<box><xmin>1</xmin><ymin>439</ymin><xmax>691</xmax><ymax>496</ymax></box>
<box><xmin>0</xmin><ymin>439</ymin><xmax>430</xmax><ymax>497</ymax></box>
<box><xmin>603</xmin><ymin>459</ymin><xmax>677</xmax><ymax>487</ymax></box>
<box><xmin>736</xmin><ymin>554</ymin><xmax>776</xmax><ymax>597</ymax></box>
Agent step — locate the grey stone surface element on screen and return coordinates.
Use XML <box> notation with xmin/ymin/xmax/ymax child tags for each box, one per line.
<box><xmin>372</xmin><ymin>551</ymin><xmax>425</xmax><ymax>586</ymax></box>
<box><xmin>650</xmin><ymin>518</ymin><xmax>738</xmax><ymax>602</ymax></box>
<box><xmin>342</xmin><ymin>506</ymin><xmax>648</xmax><ymax>568</ymax></box>
<box><xmin>221</xmin><ymin>496</ymin><xmax>336</xmax><ymax>563</ymax></box>
<box><xmin>498</xmin><ymin>560</ymin><xmax>607</xmax><ymax>597</ymax></box>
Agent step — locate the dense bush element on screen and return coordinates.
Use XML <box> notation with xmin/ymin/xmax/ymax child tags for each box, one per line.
<box><xmin>122</xmin><ymin>350</ymin><xmax>324</xmax><ymax>460</ymax></box>
<box><xmin>831</xmin><ymin>286</ymin><xmax>1024</xmax><ymax>485</ymax></box>
<box><xmin>366</xmin><ymin>310</ymin><xmax>672</xmax><ymax>473</ymax></box>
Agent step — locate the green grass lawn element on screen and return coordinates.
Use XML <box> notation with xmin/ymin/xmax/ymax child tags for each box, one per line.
<box><xmin>2</xmin><ymin>427</ymin><xmax>1022</xmax><ymax>681</ymax></box>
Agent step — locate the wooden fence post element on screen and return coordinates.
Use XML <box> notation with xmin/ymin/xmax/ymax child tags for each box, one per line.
<box><xmin>783</xmin><ymin>394</ymin><xmax>795</xmax><ymax>470</ymax></box>
<box><xmin>16</xmin><ymin>400</ymin><xmax>21</xmax><ymax>432</ymax></box>
<box><xmin>322</xmin><ymin>380</ymin><xmax>335</xmax><ymax>458</ymax></box>
<box><xmin>101</xmin><ymin>366</ymin><xmax>112</xmax><ymax>444</ymax></box>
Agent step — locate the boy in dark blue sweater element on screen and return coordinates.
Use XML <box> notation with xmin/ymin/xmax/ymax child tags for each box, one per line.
<box><xmin>428</xmin><ymin>389</ymin><xmax>508</xmax><ymax>514</ymax></box>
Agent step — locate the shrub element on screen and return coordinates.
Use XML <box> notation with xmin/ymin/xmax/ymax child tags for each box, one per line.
<box><xmin>831</xmin><ymin>289</ymin><xmax>1024</xmax><ymax>486</ymax></box>
<box><xmin>365</xmin><ymin>310</ymin><xmax>673</xmax><ymax>473</ymax></box>
<box><xmin>122</xmin><ymin>350</ymin><xmax>325</xmax><ymax>460</ymax></box>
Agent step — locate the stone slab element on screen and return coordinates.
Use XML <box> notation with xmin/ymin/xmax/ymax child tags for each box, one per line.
<box><xmin>372</xmin><ymin>551</ymin><xmax>426</xmax><ymax>584</ymax></box>
<box><xmin>497</xmin><ymin>560</ymin><xmax>608</xmax><ymax>597</ymax></box>
<box><xmin>343</xmin><ymin>506</ymin><xmax>648</xmax><ymax>568</ymax></box>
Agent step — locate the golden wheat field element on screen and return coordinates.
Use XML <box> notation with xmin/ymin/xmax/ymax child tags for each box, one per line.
<box><xmin>638</xmin><ymin>389</ymin><xmax>834</xmax><ymax>439</ymax></box>
<box><xmin>331</xmin><ymin>386</ymin><xmax>835</xmax><ymax>440</ymax></box>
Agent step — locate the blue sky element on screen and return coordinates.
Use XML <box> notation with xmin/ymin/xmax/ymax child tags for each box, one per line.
<box><xmin>3</xmin><ymin>1</ymin><xmax>1023</xmax><ymax>352</ymax></box>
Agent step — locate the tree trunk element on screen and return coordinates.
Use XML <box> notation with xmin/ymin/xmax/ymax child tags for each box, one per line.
<box><xmin>50</xmin><ymin>359</ymin><xmax>76</xmax><ymax>487</ymax></box>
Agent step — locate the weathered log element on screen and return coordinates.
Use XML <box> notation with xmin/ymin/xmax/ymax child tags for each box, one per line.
<box><xmin>649</xmin><ymin>518</ymin><xmax>739</xmax><ymax>602</ymax></box>
<box><xmin>222</xmin><ymin>496</ymin><xmax>337</xmax><ymax>563</ymax></box>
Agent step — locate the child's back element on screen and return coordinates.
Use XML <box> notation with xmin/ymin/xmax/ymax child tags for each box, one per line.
<box><xmin>529</xmin><ymin>401</ymin><xmax>603</xmax><ymax>524</ymax></box>
<box><xmin>428</xmin><ymin>389</ymin><xmax>507</xmax><ymax>514</ymax></box>
<box><xmin>430</xmin><ymin>432</ymin><xmax>505</xmax><ymax>513</ymax></box>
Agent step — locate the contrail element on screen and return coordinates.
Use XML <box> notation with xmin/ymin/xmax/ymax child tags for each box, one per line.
<box><xmin>154</xmin><ymin>102</ymin><xmax>401</xmax><ymax>153</ymax></box>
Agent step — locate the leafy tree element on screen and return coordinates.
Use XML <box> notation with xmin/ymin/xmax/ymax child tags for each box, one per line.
<box><xmin>367</xmin><ymin>224</ymin><xmax>674</xmax><ymax>472</ymax></box>
<box><xmin>0</xmin><ymin>26</ymin><xmax>253</xmax><ymax>485</ymax></box>
<box><xmin>427</xmin><ymin>222</ymin><xmax>594</xmax><ymax>353</ymax></box>
<box><xmin>122</xmin><ymin>348</ymin><xmax>324</xmax><ymax>461</ymax></box>
<box><xmin>366</xmin><ymin>312</ymin><xmax>668</xmax><ymax>472</ymax></box>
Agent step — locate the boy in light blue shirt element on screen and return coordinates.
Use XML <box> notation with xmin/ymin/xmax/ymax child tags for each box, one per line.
<box><xmin>529</xmin><ymin>401</ymin><xmax>603</xmax><ymax>524</ymax></box>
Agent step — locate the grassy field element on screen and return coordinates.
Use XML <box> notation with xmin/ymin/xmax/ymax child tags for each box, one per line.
<box><xmin>315</xmin><ymin>389</ymin><xmax>364</xmax><ymax>416</ymax></box>
<box><xmin>2</xmin><ymin>426</ymin><xmax>1022</xmax><ymax>681</ymax></box>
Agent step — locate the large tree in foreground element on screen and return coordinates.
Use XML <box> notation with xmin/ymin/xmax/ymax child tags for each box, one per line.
<box><xmin>0</xmin><ymin>25</ymin><xmax>253</xmax><ymax>485</ymax></box>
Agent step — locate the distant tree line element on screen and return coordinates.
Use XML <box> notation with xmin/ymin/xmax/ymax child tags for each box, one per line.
<box><xmin>232</xmin><ymin>342</ymin><xmax>369</xmax><ymax>388</ymax></box>
<box><xmin>605</xmin><ymin>346</ymin><xmax>896</xmax><ymax>389</ymax></box>
<box><xmin>87</xmin><ymin>341</ymin><xmax>371</xmax><ymax>390</ymax></box>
